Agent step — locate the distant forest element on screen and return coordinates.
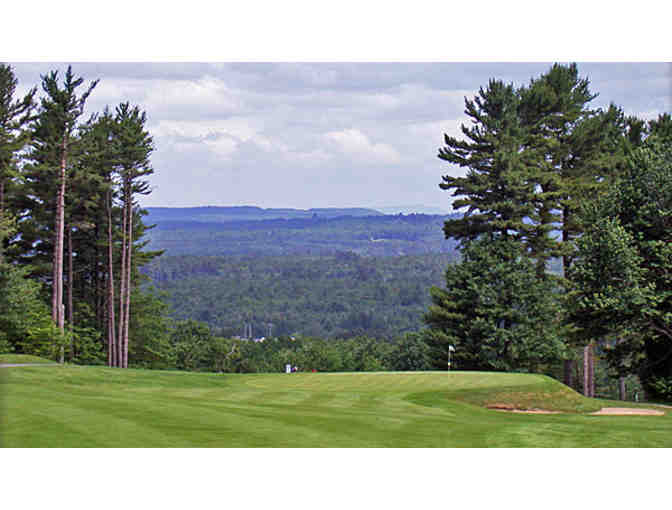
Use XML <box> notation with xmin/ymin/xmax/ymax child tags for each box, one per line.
<box><xmin>143</xmin><ymin>251</ymin><xmax>458</xmax><ymax>340</ymax></box>
<box><xmin>143</xmin><ymin>209</ymin><xmax>460</xmax><ymax>257</ymax></box>
<box><xmin>141</xmin><ymin>208</ymin><xmax>462</xmax><ymax>339</ymax></box>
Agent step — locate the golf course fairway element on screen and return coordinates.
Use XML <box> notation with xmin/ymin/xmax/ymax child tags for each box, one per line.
<box><xmin>2</xmin><ymin>364</ymin><xmax>671</xmax><ymax>447</ymax></box>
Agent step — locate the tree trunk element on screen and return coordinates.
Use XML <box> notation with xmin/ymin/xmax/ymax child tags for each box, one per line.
<box><xmin>0</xmin><ymin>180</ymin><xmax>4</xmax><ymax>265</ymax></box>
<box><xmin>583</xmin><ymin>344</ymin><xmax>590</xmax><ymax>397</ymax></box>
<box><xmin>55</xmin><ymin>137</ymin><xmax>67</xmax><ymax>363</ymax></box>
<box><xmin>583</xmin><ymin>342</ymin><xmax>595</xmax><ymax>398</ymax></box>
<box><xmin>618</xmin><ymin>376</ymin><xmax>626</xmax><ymax>400</ymax></box>
<box><xmin>117</xmin><ymin>201</ymin><xmax>127</xmax><ymax>367</ymax></box>
<box><xmin>563</xmin><ymin>360</ymin><xmax>574</xmax><ymax>388</ymax></box>
<box><xmin>588</xmin><ymin>343</ymin><xmax>595</xmax><ymax>397</ymax></box>
<box><xmin>123</xmin><ymin>199</ymin><xmax>133</xmax><ymax>369</ymax></box>
<box><xmin>107</xmin><ymin>192</ymin><xmax>117</xmax><ymax>368</ymax></box>
<box><xmin>68</xmin><ymin>226</ymin><xmax>74</xmax><ymax>361</ymax></box>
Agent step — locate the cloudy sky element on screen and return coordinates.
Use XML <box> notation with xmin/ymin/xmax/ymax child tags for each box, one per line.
<box><xmin>9</xmin><ymin>62</ymin><xmax>671</xmax><ymax>211</ymax></box>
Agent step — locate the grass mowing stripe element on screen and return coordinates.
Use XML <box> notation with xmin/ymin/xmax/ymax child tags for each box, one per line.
<box><xmin>3</xmin><ymin>366</ymin><xmax>671</xmax><ymax>447</ymax></box>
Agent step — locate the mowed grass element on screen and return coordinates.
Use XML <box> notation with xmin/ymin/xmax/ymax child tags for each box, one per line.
<box><xmin>0</xmin><ymin>354</ymin><xmax>58</xmax><ymax>364</ymax></box>
<box><xmin>2</xmin><ymin>365</ymin><xmax>671</xmax><ymax>447</ymax></box>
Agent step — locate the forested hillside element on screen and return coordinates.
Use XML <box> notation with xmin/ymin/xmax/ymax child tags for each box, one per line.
<box><xmin>143</xmin><ymin>252</ymin><xmax>457</xmax><ymax>339</ymax></box>
<box><xmin>143</xmin><ymin>213</ymin><xmax>460</xmax><ymax>257</ymax></box>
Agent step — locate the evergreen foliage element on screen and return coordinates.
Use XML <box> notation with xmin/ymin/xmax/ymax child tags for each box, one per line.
<box><xmin>568</xmin><ymin>141</ymin><xmax>672</xmax><ymax>400</ymax></box>
<box><xmin>435</xmin><ymin>63</ymin><xmax>637</xmax><ymax>395</ymax></box>
<box><xmin>145</xmin><ymin>253</ymin><xmax>456</xmax><ymax>340</ymax></box>
<box><xmin>0</xmin><ymin>65</ymin><xmax>166</xmax><ymax>366</ymax></box>
<box><xmin>0</xmin><ymin>64</ymin><xmax>36</xmax><ymax>219</ymax></box>
<box><xmin>424</xmin><ymin>237</ymin><xmax>566</xmax><ymax>372</ymax></box>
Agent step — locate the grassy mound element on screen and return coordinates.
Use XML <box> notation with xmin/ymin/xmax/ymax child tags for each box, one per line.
<box><xmin>0</xmin><ymin>354</ymin><xmax>57</xmax><ymax>364</ymax></box>
<box><xmin>2</xmin><ymin>366</ymin><xmax>670</xmax><ymax>447</ymax></box>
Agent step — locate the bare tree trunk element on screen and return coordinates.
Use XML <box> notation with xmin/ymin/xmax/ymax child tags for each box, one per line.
<box><xmin>107</xmin><ymin>191</ymin><xmax>117</xmax><ymax>368</ymax></box>
<box><xmin>563</xmin><ymin>360</ymin><xmax>574</xmax><ymax>388</ymax></box>
<box><xmin>583</xmin><ymin>344</ymin><xmax>590</xmax><ymax>397</ymax></box>
<box><xmin>107</xmin><ymin>196</ymin><xmax>119</xmax><ymax>367</ymax></box>
<box><xmin>588</xmin><ymin>343</ymin><xmax>595</xmax><ymax>397</ymax></box>
<box><xmin>123</xmin><ymin>202</ymin><xmax>132</xmax><ymax>369</ymax></box>
<box><xmin>68</xmin><ymin>226</ymin><xmax>74</xmax><ymax>361</ymax></box>
<box><xmin>618</xmin><ymin>377</ymin><xmax>626</xmax><ymax>400</ymax></box>
<box><xmin>117</xmin><ymin>201</ymin><xmax>127</xmax><ymax>367</ymax></box>
<box><xmin>55</xmin><ymin>138</ymin><xmax>67</xmax><ymax>363</ymax></box>
<box><xmin>583</xmin><ymin>342</ymin><xmax>595</xmax><ymax>398</ymax></box>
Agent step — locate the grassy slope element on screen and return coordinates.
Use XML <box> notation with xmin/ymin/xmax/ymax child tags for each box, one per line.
<box><xmin>0</xmin><ymin>354</ymin><xmax>56</xmax><ymax>364</ymax></box>
<box><xmin>2</xmin><ymin>366</ymin><xmax>670</xmax><ymax>447</ymax></box>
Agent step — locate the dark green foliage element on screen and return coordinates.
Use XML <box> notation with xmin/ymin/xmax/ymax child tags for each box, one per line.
<box><xmin>170</xmin><ymin>319</ymin><xmax>213</xmax><ymax>371</ymax></box>
<box><xmin>127</xmin><ymin>286</ymin><xmax>174</xmax><ymax>369</ymax></box>
<box><xmin>439</xmin><ymin>63</ymin><xmax>628</xmax><ymax>276</ymax></box>
<box><xmin>0</xmin><ymin>64</ymin><xmax>36</xmax><ymax>216</ymax></box>
<box><xmin>424</xmin><ymin>237</ymin><xmax>567</xmax><ymax>372</ymax></box>
<box><xmin>568</xmin><ymin>141</ymin><xmax>672</xmax><ymax>400</ymax></box>
<box><xmin>161</xmin><ymin>322</ymin><xmax>402</xmax><ymax>375</ymax></box>
<box><xmin>0</xmin><ymin>66</ymin><xmax>164</xmax><ymax>366</ymax></box>
<box><xmin>0</xmin><ymin>214</ymin><xmax>52</xmax><ymax>355</ymax></box>
<box><xmin>648</xmin><ymin>113</ymin><xmax>672</xmax><ymax>143</ymax></box>
<box><xmin>144</xmin><ymin>253</ymin><xmax>457</xmax><ymax>340</ymax></box>
<box><xmin>388</xmin><ymin>332</ymin><xmax>432</xmax><ymax>371</ymax></box>
<box><xmin>567</xmin><ymin>216</ymin><xmax>647</xmax><ymax>341</ymax></box>
<box><xmin>0</xmin><ymin>257</ymin><xmax>57</xmax><ymax>357</ymax></box>
<box><xmin>438</xmin><ymin>79</ymin><xmax>534</xmax><ymax>245</ymax></box>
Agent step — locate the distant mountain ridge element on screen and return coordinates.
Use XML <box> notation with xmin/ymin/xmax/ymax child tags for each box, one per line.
<box><xmin>376</xmin><ymin>205</ymin><xmax>452</xmax><ymax>215</ymax></box>
<box><xmin>145</xmin><ymin>205</ymin><xmax>385</xmax><ymax>224</ymax></box>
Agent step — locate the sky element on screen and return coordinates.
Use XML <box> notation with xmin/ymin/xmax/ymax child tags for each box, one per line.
<box><xmin>9</xmin><ymin>62</ymin><xmax>671</xmax><ymax>211</ymax></box>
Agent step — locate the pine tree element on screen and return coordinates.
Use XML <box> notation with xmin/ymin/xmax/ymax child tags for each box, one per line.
<box><xmin>23</xmin><ymin>67</ymin><xmax>97</xmax><ymax>362</ymax></box>
<box><xmin>519</xmin><ymin>63</ymin><xmax>624</xmax><ymax>276</ymax></box>
<box><xmin>568</xmin><ymin>140</ymin><xmax>672</xmax><ymax>400</ymax></box>
<box><xmin>0</xmin><ymin>64</ymin><xmax>36</xmax><ymax>247</ymax></box>
<box><xmin>438</xmin><ymin>63</ymin><xmax>632</xmax><ymax>392</ymax></box>
<box><xmin>76</xmin><ymin>110</ymin><xmax>120</xmax><ymax>365</ymax></box>
<box><xmin>113</xmin><ymin>102</ymin><xmax>154</xmax><ymax>368</ymax></box>
<box><xmin>424</xmin><ymin>236</ymin><xmax>566</xmax><ymax>372</ymax></box>
<box><xmin>438</xmin><ymin>79</ymin><xmax>535</xmax><ymax>247</ymax></box>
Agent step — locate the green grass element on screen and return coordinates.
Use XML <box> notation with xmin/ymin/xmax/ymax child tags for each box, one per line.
<box><xmin>2</xmin><ymin>366</ymin><xmax>671</xmax><ymax>447</ymax></box>
<box><xmin>0</xmin><ymin>354</ymin><xmax>56</xmax><ymax>364</ymax></box>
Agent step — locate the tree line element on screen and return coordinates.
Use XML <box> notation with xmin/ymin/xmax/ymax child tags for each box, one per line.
<box><xmin>423</xmin><ymin>63</ymin><xmax>672</xmax><ymax>401</ymax></box>
<box><xmin>152</xmin><ymin>319</ymin><xmax>433</xmax><ymax>374</ymax></box>
<box><xmin>0</xmin><ymin>64</ymin><xmax>164</xmax><ymax>366</ymax></box>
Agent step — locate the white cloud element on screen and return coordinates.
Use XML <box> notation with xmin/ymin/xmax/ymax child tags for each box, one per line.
<box><xmin>144</xmin><ymin>76</ymin><xmax>244</xmax><ymax>116</ymax></box>
<box><xmin>324</xmin><ymin>128</ymin><xmax>401</xmax><ymax>165</ymax></box>
<box><xmin>151</xmin><ymin>118</ymin><xmax>258</xmax><ymax>142</ymax></box>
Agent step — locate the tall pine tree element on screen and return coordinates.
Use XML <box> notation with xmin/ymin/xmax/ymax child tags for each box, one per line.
<box><xmin>21</xmin><ymin>67</ymin><xmax>98</xmax><ymax>361</ymax></box>
<box><xmin>114</xmin><ymin>102</ymin><xmax>155</xmax><ymax>368</ymax></box>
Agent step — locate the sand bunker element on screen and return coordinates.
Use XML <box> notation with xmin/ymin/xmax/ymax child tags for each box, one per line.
<box><xmin>487</xmin><ymin>404</ymin><xmax>666</xmax><ymax>415</ymax></box>
<box><xmin>590</xmin><ymin>407</ymin><xmax>665</xmax><ymax>416</ymax></box>
<box><xmin>487</xmin><ymin>404</ymin><xmax>560</xmax><ymax>414</ymax></box>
